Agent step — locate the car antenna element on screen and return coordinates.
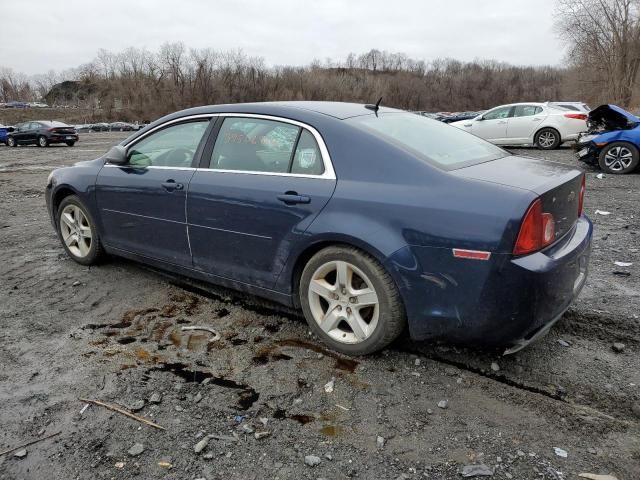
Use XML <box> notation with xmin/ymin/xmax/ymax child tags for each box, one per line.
<box><xmin>365</xmin><ymin>97</ymin><xmax>383</xmax><ymax>115</ymax></box>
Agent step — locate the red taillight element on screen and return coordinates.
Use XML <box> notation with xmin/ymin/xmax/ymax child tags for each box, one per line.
<box><xmin>513</xmin><ymin>199</ymin><xmax>556</xmax><ymax>256</ymax></box>
<box><xmin>577</xmin><ymin>175</ymin><xmax>585</xmax><ymax>216</ymax></box>
<box><xmin>564</xmin><ymin>113</ymin><xmax>588</xmax><ymax>121</ymax></box>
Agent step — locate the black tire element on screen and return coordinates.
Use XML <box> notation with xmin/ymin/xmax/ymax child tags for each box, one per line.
<box><xmin>535</xmin><ymin>127</ymin><xmax>561</xmax><ymax>150</ymax></box>
<box><xmin>37</xmin><ymin>135</ymin><xmax>49</xmax><ymax>147</ymax></box>
<box><xmin>7</xmin><ymin>137</ymin><xmax>16</xmax><ymax>147</ymax></box>
<box><xmin>299</xmin><ymin>246</ymin><xmax>406</xmax><ymax>356</ymax></box>
<box><xmin>57</xmin><ymin>195</ymin><xmax>105</xmax><ymax>266</ymax></box>
<box><xmin>598</xmin><ymin>142</ymin><xmax>639</xmax><ymax>174</ymax></box>
<box><xmin>66</xmin><ymin>141</ymin><xmax>75</xmax><ymax>147</ymax></box>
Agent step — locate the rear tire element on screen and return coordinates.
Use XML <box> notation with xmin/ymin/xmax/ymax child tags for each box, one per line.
<box><xmin>598</xmin><ymin>142</ymin><xmax>639</xmax><ymax>174</ymax></box>
<box><xmin>66</xmin><ymin>141</ymin><xmax>75</xmax><ymax>147</ymax></box>
<box><xmin>535</xmin><ymin>128</ymin><xmax>561</xmax><ymax>150</ymax></box>
<box><xmin>299</xmin><ymin>246</ymin><xmax>406</xmax><ymax>356</ymax></box>
<box><xmin>7</xmin><ymin>137</ymin><xmax>16</xmax><ymax>147</ymax></box>
<box><xmin>38</xmin><ymin>135</ymin><xmax>49</xmax><ymax>147</ymax></box>
<box><xmin>57</xmin><ymin>195</ymin><xmax>105</xmax><ymax>266</ymax></box>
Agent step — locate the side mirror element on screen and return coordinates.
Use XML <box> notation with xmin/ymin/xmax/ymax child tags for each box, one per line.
<box><xmin>475</xmin><ymin>116</ymin><xmax>484</xmax><ymax>121</ymax></box>
<box><xmin>104</xmin><ymin>145</ymin><xmax>127</xmax><ymax>165</ymax></box>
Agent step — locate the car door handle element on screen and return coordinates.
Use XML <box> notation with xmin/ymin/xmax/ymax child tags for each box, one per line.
<box><xmin>498</xmin><ymin>120</ymin><xmax>508</xmax><ymax>124</ymax></box>
<box><xmin>277</xmin><ymin>192</ymin><xmax>311</xmax><ymax>205</ymax></box>
<box><xmin>533</xmin><ymin>118</ymin><xmax>543</xmax><ymax>121</ymax></box>
<box><xmin>463</xmin><ymin>123</ymin><xmax>472</xmax><ymax>127</ymax></box>
<box><xmin>161</xmin><ymin>180</ymin><xmax>184</xmax><ymax>191</ymax></box>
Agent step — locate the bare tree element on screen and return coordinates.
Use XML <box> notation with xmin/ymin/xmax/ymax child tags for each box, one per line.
<box><xmin>556</xmin><ymin>0</ymin><xmax>640</xmax><ymax>106</ymax></box>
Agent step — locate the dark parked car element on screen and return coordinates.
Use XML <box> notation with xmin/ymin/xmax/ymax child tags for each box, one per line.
<box><xmin>7</xmin><ymin>121</ymin><xmax>78</xmax><ymax>147</ymax></box>
<box><xmin>441</xmin><ymin>111</ymin><xmax>485</xmax><ymax>124</ymax></box>
<box><xmin>109</xmin><ymin>122</ymin><xmax>136</xmax><ymax>132</ymax></box>
<box><xmin>45</xmin><ymin>102</ymin><xmax>591</xmax><ymax>355</ymax></box>
<box><xmin>575</xmin><ymin>104</ymin><xmax>640</xmax><ymax>174</ymax></box>
<box><xmin>0</xmin><ymin>124</ymin><xmax>14</xmax><ymax>145</ymax></box>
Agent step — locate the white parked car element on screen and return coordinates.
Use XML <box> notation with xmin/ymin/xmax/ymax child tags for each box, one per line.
<box><xmin>451</xmin><ymin>102</ymin><xmax>588</xmax><ymax>149</ymax></box>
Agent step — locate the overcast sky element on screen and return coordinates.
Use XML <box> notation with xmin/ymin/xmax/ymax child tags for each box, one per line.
<box><xmin>0</xmin><ymin>0</ymin><xmax>564</xmax><ymax>75</ymax></box>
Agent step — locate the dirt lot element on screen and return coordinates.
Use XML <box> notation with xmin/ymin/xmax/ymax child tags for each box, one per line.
<box><xmin>0</xmin><ymin>133</ymin><xmax>638</xmax><ymax>480</ymax></box>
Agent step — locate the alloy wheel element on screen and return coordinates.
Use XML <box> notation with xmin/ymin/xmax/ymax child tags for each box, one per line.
<box><xmin>59</xmin><ymin>204</ymin><xmax>92</xmax><ymax>258</ymax></box>
<box><xmin>307</xmin><ymin>260</ymin><xmax>379</xmax><ymax>344</ymax></box>
<box><xmin>603</xmin><ymin>146</ymin><xmax>634</xmax><ymax>172</ymax></box>
<box><xmin>538</xmin><ymin>131</ymin><xmax>556</xmax><ymax>148</ymax></box>
<box><xmin>39</xmin><ymin>136</ymin><xmax>47</xmax><ymax>147</ymax></box>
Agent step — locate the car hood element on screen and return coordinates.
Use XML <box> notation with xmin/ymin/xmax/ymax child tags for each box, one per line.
<box><xmin>452</xmin><ymin>155</ymin><xmax>580</xmax><ymax>195</ymax></box>
<box><xmin>588</xmin><ymin>104</ymin><xmax>640</xmax><ymax>131</ymax></box>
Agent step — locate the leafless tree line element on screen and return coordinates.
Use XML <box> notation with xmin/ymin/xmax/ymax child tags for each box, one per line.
<box><xmin>0</xmin><ymin>45</ymin><xmax>565</xmax><ymax>121</ymax></box>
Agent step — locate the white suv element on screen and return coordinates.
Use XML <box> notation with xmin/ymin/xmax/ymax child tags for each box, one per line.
<box><xmin>450</xmin><ymin>102</ymin><xmax>588</xmax><ymax>150</ymax></box>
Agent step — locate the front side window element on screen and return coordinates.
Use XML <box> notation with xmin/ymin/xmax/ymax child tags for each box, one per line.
<box><xmin>513</xmin><ymin>105</ymin><xmax>543</xmax><ymax>117</ymax></box>
<box><xmin>483</xmin><ymin>107</ymin><xmax>513</xmax><ymax>120</ymax></box>
<box><xmin>128</xmin><ymin>120</ymin><xmax>209</xmax><ymax>168</ymax></box>
<box><xmin>210</xmin><ymin>117</ymin><xmax>324</xmax><ymax>175</ymax></box>
<box><xmin>348</xmin><ymin>113</ymin><xmax>508</xmax><ymax>169</ymax></box>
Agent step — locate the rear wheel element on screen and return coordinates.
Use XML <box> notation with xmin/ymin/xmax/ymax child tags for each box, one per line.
<box><xmin>7</xmin><ymin>137</ymin><xmax>16</xmax><ymax>147</ymax></box>
<box><xmin>535</xmin><ymin>128</ymin><xmax>561</xmax><ymax>150</ymax></box>
<box><xmin>38</xmin><ymin>135</ymin><xmax>49</xmax><ymax>147</ymax></box>
<box><xmin>299</xmin><ymin>246</ymin><xmax>405</xmax><ymax>355</ymax></box>
<box><xmin>598</xmin><ymin>142</ymin><xmax>639</xmax><ymax>174</ymax></box>
<box><xmin>66</xmin><ymin>141</ymin><xmax>75</xmax><ymax>147</ymax></box>
<box><xmin>57</xmin><ymin>195</ymin><xmax>105</xmax><ymax>265</ymax></box>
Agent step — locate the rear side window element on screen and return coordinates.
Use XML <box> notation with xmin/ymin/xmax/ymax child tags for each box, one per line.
<box><xmin>513</xmin><ymin>105</ymin><xmax>543</xmax><ymax>117</ymax></box>
<box><xmin>128</xmin><ymin>120</ymin><xmax>209</xmax><ymax>168</ymax></box>
<box><xmin>348</xmin><ymin>113</ymin><xmax>507</xmax><ymax>169</ymax></box>
<box><xmin>209</xmin><ymin>117</ymin><xmax>325</xmax><ymax>175</ymax></box>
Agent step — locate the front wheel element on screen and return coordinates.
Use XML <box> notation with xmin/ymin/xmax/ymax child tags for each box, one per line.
<box><xmin>38</xmin><ymin>135</ymin><xmax>49</xmax><ymax>147</ymax></box>
<box><xmin>598</xmin><ymin>142</ymin><xmax>639</xmax><ymax>174</ymax></box>
<box><xmin>57</xmin><ymin>195</ymin><xmax>105</xmax><ymax>265</ymax></box>
<box><xmin>535</xmin><ymin>128</ymin><xmax>561</xmax><ymax>150</ymax></box>
<box><xmin>299</xmin><ymin>246</ymin><xmax>405</xmax><ymax>356</ymax></box>
<box><xmin>7</xmin><ymin>137</ymin><xmax>16</xmax><ymax>147</ymax></box>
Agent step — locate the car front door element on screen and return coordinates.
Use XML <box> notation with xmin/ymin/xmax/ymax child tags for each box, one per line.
<box><xmin>95</xmin><ymin>117</ymin><xmax>212</xmax><ymax>266</ymax></box>
<box><xmin>187</xmin><ymin>115</ymin><xmax>336</xmax><ymax>289</ymax></box>
<box><xmin>506</xmin><ymin>105</ymin><xmax>547</xmax><ymax>143</ymax></box>
<box><xmin>470</xmin><ymin>106</ymin><xmax>513</xmax><ymax>143</ymax></box>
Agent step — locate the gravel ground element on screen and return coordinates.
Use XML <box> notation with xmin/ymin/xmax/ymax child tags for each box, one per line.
<box><xmin>0</xmin><ymin>133</ymin><xmax>638</xmax><ymax>480</ymax></box>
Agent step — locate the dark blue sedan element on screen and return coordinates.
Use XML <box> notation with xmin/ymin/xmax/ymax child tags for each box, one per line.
<box><xmin>45</xmin><ymin>102</ymin><xmax>592</xmax><ymax>355</ymax></box>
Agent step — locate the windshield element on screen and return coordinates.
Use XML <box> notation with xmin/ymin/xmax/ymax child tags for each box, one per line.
<box><xmin>347</xmin><ymin>112</ymin><xmax>508</xmax><ymax>169</ymax></box>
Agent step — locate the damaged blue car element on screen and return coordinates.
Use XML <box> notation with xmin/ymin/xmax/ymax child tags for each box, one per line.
<box><xmin>576</xmin><ymin>104</ymin><xmax>640</xmax><ymax>174</ymax></box>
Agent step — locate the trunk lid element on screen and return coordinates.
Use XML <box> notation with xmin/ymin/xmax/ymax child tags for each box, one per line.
<box><xmin>453</xmin><ymin>155</ymin><xmax>583</xmax><ymax>242</ymax></box>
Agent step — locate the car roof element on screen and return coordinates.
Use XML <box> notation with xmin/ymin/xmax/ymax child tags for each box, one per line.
<box><xmin>165</xmin><ymin>101</ymin><xmax>404</xmax><ymax>121</ymax></box>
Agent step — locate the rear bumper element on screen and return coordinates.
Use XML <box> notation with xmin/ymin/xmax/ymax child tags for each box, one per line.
<box><xmin>49</xmin><ymin>134</ymin><xmax>78</xmax><ymax>143</ymax></box>
<box><xmin>386</xmin><ymin>216</ymin><xmax>592</xmax><ymax>348</ymax></box>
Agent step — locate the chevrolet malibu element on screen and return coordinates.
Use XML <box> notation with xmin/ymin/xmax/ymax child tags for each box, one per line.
<box><xmin>45</xmin><ymin>102</ymin><xmax>592</xmax><ymax>355</ymax></box>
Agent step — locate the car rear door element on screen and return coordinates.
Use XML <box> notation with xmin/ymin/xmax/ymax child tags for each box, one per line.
<box><xmin>187</xmin><ymin>114</ymin><xmax>336</xmax><ymax>289</ymax></box>
<box><xmin>470</xmin><ymin>106</ymin><xmax>513</xmax><ymax>143</ymax></box>
<box><xmin>506</xmin><ymin>105</ymin><xmax>547</xmax><ymax>143</ymax></box>
<box><xmin>95</xmin><ymin>117</ymin><xmax>212</xmax><ymax>266</ymax></box>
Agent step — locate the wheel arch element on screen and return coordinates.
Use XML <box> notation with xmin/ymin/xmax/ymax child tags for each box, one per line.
<box><xmin>52</xmin><ymin>185</ymin><xmax>80</xmax><ymax>217</ymax></box>
<box><xmin>285</xmin><ymin>235</ymin><xmax>395</xmax><ymax>309</ymax></box>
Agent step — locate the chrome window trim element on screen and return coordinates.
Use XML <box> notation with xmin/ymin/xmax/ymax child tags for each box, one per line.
<box><xmin>121</xmin><ymin>114</ymin><xmax>215</xmax><ymax>149</ymax></box>
<box><xmin>103</xmin><ymin>165</ymin><xmax>196</xmax><ymax>170</ymax></box>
